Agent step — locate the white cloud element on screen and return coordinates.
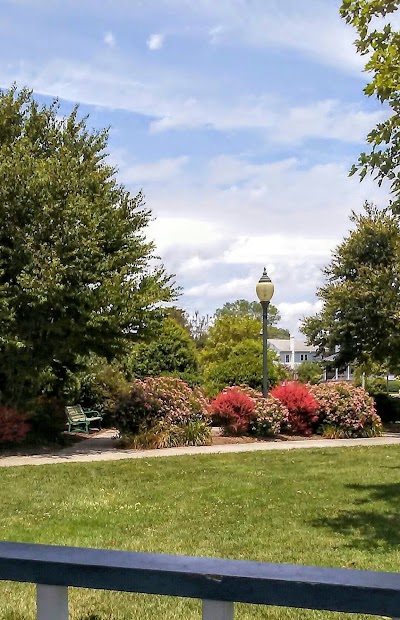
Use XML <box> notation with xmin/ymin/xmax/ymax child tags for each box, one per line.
<box><xmin>277</xmin><ymin>100</ymin><xmax>386</xmax><ymax>145</ymax></box>
<box><xmin>140</xmin><ymin>153</ymin><xmax>389</xmax><ymax>329</ymax></box>
<box><xmin>185</xmin><ymin>276</ymin><xmax>254</xmax><ymax>298</ymax></box>
<box><xmin>148</xmin><ymin>217</ymin><xmax>226</xmax><ymax>252</ymax></box>
<box><xmin>120</xmin><ymin>156</ymin><xmax>189</xmax><ymax>184</ymax></box>
<box><xmin>157</xmin><ymin>0</ymin><xmax>364</xmax><ymax>75</ymax></box>
<box><xmin>104</xmin><ymin>31</ymin><xmax>116</xmax><ymax>48</ymax></box>
<box><xmin>149</xmin><ymin>96</ymin><xmax>385</xmax><ymax>140</ymax></box>
<box><xmin>278</xmin><ymin>301</ymin><xmax>324</xmax><ymax>336</ymax></box>
<box><xmin>147</xmin><ymin>33</ymin><xmax>164</xmax><ymax>50</ymax></box>
<box><xmin>1</xmin><ymin>57</ymin><xmax>384</xmax><ymax>140</ymax></box>
<box><xmin>223</xmin><ymin>235</ymin><xmax>335</xmax><ymax>264</ymax></box>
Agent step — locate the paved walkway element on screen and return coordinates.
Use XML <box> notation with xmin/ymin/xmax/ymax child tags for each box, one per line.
<box><xmin>1</xmin><ymin>430</ymin><xmax>400</xmax><ymax>467</ymax></box>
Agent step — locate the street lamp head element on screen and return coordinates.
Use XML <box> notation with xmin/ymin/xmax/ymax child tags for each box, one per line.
<box><xmin>256</xmin><ymin>267</ymin><xmax>274</xmax><ymax>303</ymax></box>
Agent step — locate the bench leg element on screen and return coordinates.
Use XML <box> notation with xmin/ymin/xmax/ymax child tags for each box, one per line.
<box><xmin>37</xmin><ymin>584</ymin><xmax>69</xmax><ymax>619</ymax></box>
<box><xmin>202</xmin><ymin>600</ymin><xmax>234</xmax><ymax>619</ymax></box>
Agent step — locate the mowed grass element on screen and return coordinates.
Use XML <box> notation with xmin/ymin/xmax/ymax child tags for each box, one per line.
<box><xmin>1</xmin><ymin>446</ymin><xmax>400</xmax><ymax>619</ymax></box>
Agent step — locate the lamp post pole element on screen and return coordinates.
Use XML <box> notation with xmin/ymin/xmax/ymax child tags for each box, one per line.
<box><xmin>256</xmin><ymin>268</ymin><xmax>274</xmax><ymax>398</ymax></box>
<box><xmin>262</xmin><ymin>300</ymin><xmax>269</xmax><ymax>397</ymax></box>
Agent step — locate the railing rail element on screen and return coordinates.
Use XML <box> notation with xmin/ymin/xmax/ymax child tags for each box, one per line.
<box><xmin>0</xmin><ymin>541</ymin><xmax>400</xmax><ymax>619</ymax></box>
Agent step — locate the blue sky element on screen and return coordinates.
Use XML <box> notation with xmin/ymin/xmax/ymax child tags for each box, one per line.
<box><xmin>0</xmin><ymin>0</ymin><xmax>390</xmax><ymax>333</ymax></box>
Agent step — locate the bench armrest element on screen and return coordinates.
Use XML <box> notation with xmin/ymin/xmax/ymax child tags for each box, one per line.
<box><xmin>83</xmin><ymin>409</ymin><xmax>102</xmax><ymax>418</ymax></box>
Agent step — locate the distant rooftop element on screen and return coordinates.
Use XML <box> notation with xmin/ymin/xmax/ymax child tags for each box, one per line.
<box><xmin>267</xmin><ymin>338</ymin><xmax>318</xmax><ymax>353</ymax></box>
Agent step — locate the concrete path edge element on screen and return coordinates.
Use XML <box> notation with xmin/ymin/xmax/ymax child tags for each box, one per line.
<box><xmin>1</xmin><ymin>431</ymin><xmax>400</xmax><ymax>467</ymax></box>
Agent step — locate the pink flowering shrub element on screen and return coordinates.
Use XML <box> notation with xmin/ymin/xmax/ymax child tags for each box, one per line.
<box><xmin>250</xmin><ymin>394</ymin><xmax>290</xmax><ymax>437</ymax></box>
<box><xmin>113</xmin><ymin>377</ymin><xmax>211</xmax><ymax>447</ymax></box>
<box><xmin>310</xmin><ymin>382</ymin><xmax>382</xmax><ymax>438</ymax></box>
<box><xmin>211</xmin><ymin>385</ymin><xmax>289</xmax><ymax>437</ymax></box>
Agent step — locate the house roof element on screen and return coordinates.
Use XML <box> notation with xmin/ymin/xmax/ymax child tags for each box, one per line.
<box><xmin>267</xmin><ymin>339</ymin><xmax>318</xmax><ymax>353</ymax></box>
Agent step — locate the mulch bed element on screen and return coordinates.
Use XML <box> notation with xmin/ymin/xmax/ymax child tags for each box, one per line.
<box><xmin>211</xmin><ymin>428</ymin><xmax>325</xmax><ymax>445</ymax></box>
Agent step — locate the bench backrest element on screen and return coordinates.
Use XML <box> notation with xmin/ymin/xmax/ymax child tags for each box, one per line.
<box><xmin>66</xmin><ymin>405</ymin><xmax>86</xmax><ymax>422</ymax></box>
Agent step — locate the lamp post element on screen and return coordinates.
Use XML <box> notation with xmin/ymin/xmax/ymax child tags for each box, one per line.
<box><xmin>256</xmin><ymin>268</ymin><xmax>274</xmax><ymax>397</ymax></box>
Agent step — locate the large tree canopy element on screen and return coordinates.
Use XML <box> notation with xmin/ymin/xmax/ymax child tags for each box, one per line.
<box><xmin>214</xmin><ymin>299</ymin><xmax>289</xmax><ymax>338</ymax></box>
<box><xmin>215</xmin><ymin>298</ymin><xmax>280</xmax><ymax>324</ymax></box>
<box><xmin>0</xmin><ymin>86</ymin><xmax>175</xmax><ymax>405</ymax></box>
<box><xmin>200</xmin><ymin>314</ymin><xmax>262</xmax><ymax>366</ymax></box>
<box><xmin>341</xmin><ymin>0</ymin><xmax>400</xmax><ymax>210</ymax></box>
<box><xmin>203</xmin><ymin>339</ymin><xmax>285</xmax><ymax>396</ymax></box>
<box><xmin>200</xmin><ymin>313</ymin><xmax>287</xmax><ymax>394</ymax></box>
<box><xmin>128</xmin><ymin>318</ymin><xmax>199</xmax><ymax>381</ymax></box>
<box><xmin>301</xmin><ymin>203</ymin><xmax>400</xmax><ymax>369</ymax></box>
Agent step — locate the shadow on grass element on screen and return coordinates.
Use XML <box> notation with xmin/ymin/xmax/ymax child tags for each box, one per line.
<box><xmin>312</xmin><ymin>483</ymin><xmax>400</xmax><ymax>551</ymax></box>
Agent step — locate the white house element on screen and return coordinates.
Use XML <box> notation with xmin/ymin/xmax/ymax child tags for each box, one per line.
<box><xmin>268</xmin><ymin>337</ymin><xmax>355</xmax><ymax>381</ymax></box>
<box><xmin>268</xmin><ymin>336</ymin><xmax>319</xmax><ymax>370</ymax></box>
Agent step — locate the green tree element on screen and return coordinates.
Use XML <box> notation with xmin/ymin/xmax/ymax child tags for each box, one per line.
<box><xmin>0</xmin><ymin>86</ymin><xmax>175</xmax><ymax>406</ymax></box>
<box><xmin>268</xmin><ymin>326</ymin><xmax>291</xmax><ymax>339</ymax></box>
<box><xmin>204</xmin><ymin>339</ymin><xmax>286</xmax><ymax>396</ymax></box>
<box><xmin>166</xmin><ymin>307</ymin><xmax>190</xmax><ymax>332</ymax></box>
<box><xmin>340</xmin><ymin>0</ymin><xmax>400</xmax><ymax>211</ymax></box>
<box><xmin>200</xmin><ymin>314</ymin><xmax>262</xmax><ymax>366</ymax></box>
<box><xmin>215</xmin><ymin>299</ymin><xmax>288</xmax><ymax>338</ymax></box>
<box><xmin>200</xmin><ymin>313</ymin><xmax>287</xmax><ymax>394</ymax></box>
<box><xmin>301</xmin><ymin>203</ymin><xmax>400</xmax><ymax>368</ymax></box>
<box><xmin>129</xmin><ymin>318</ymin><xmax>199</xmax><ymax>383</ymax></box>
<box><xmin>297</xmin><ymin>361</ymin><xmax>323</xmax><ymax>385</ymax></box>
<box><xmin>215</xmin><ymin>298</ymin><xmax>281</xmax><ymax>325</ymax></box>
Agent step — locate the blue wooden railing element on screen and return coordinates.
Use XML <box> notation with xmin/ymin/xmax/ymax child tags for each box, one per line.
<box><xmin>0</xmin><ymin>541</ymin><xmax>400</xmax><ymax>619</ymax></box>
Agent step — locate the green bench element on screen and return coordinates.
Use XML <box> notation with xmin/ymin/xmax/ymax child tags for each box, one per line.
<box><xmin>66</xmin><ymin>405</ymin><xmax>103</xmax><ymax>434</ymax></box>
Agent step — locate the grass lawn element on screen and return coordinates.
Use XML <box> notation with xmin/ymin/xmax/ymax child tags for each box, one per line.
<box><xmin>1</xmin><ymin>445</ymin><xmax>400</xmax><ymax>619</ymax></box>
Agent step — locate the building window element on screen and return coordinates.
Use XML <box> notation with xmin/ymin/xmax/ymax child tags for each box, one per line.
<box><xmin>305</xmin><ymin>354</ymin><xmax>308</xmax><ymax>361</ymax></box>
<box><xmin>285</xmin><ymin>354</ymin><xmax>290</xmax><ymax>363</ymax></box>
<box><xmin>300</xmin><ymin>354</ymin><xmax>304</xmax><ymax>361</ymax></box>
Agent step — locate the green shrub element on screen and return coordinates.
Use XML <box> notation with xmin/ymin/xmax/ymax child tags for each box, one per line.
<box><xmin>373</xmin><ymin>393</ymin><xmax>400</xmax><ymax>423</ymax></box>
<box><xmin>388</xmin><ymin>379</ymin><xmax>400</xmax><ymax>393</ymax></box>
<box><xmin>78</xmin><ymin>362</ymin><xmax>130</xmax><ymax>422</ymax></box>
<box><xmin>296</xmin><ymin>360</ymin><xmax>323</xmax><ymax>384</ymax></box>
<box><xmin>365</xmin><ymin>376</ymin><xmax>387</xmax><ymax>395</ymax></box>
<box><xmin>128</xmin><ymin>318</ymin><xmax>199</xmax><ymax>379</ymax></box>
<box><xmin>203</xmin><ymin>340</ymin><xmax>287</xmax><ymax>397</ymax></box>
<box><xmin>29</xmin><ymin>396</ymin><xmax>67</xmax><ymax>441</ymax></box>
<box><xmin>310</xmin><ymin>382</ymin><xmax>382</xmax><ymax>438</ymax></box>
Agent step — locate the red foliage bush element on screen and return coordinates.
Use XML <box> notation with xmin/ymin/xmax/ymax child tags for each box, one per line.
<box><xmin>270</xmin><ymin>382</ymin><xmax>319</xmax><ymax>435</ymax></box>
<box><xmin>0</xmin><ymin>406</ymin><xmax>31</xmax><ymax>444</ymax></box>
<box><xmin>211</xmin><ymin>387</ymin><xmax>256</xmax><ymax>434</ymax></box>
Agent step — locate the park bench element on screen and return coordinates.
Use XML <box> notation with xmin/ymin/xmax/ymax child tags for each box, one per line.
<box><xmin>66</xmin><ymin>405</ymin><xmax>103</xmax><ymax>434</ymax></box>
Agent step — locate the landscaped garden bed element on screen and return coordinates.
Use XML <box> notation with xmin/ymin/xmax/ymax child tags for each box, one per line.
<box><xmin>109</xmin><ymin>378</ymin><xmax>382</xmax><ymax>450</ymax></box>
<box><xmin>0</xmin><ymin>378</ymin><xmax>385</xmax><ymax>457</ymax></box>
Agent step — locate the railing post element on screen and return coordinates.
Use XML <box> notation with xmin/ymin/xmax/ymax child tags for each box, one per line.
<box><xmin>202</xmin><ymin>600</ymin><xmax>234</xmax><ymax>619</ymax></box>
<box><xmin>37</xmin><ymin>584</ymin><xmax>69</xmax><ymax>619</ymax></box>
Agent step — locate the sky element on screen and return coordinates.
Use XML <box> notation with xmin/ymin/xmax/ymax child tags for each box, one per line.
<box><xmin>0</xmin><ymin>0</ymin><xmax>391</xmax><ymax>335</ymax></box>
